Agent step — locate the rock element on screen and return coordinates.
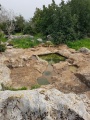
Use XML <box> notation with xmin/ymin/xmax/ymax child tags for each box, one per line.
<box><xmin>47</xmin><ymin>35</ymin><xmax>53</xmax><ymax>40</ymax></box>
<box><xmin>53</xmin><ymin>61</ymin><xmax>68</xmax><ymax>70</ymax></box>
<box><xmin>37</xmin><ymin>38</ymin><xmax>43</xmax><ymax>42</ymax></box>
<box><xmin>1</xmin><ymin>45</ymin><xmax>90</xmax><ymax>93</ymax></box>
<box><xmin>6</xmin><ymin>46</ymin><xmax>13</xmax><ymax>49</ymax></box>
<box><xmin>30</xmin><ymin>35</ymin><xmax>34</xmax><ymax>39</ymax></box>
<box><xmin>75</xmin><ymin>66</ymin><xmax>90</xmax><ymax>87</ymax></box>
<box><xmin>0</xmin><ymin>64</ymin><xmax>12</xmax><ymax>86</ymax></box>
<box><xmin>0</xmin><ymin>88</ymin><xmax>89</xmax><ymax>120</ymax></box>
<box><xmin>0</xmin><ymin>45</ymin><xmax>90</xmax><ymax>120</ymax></box>
<box><xmin>9</xmin><ymin>35</ymin><xmax>33</xmax><ymax>39</ymax></box>
<box><xmin>58</xmin><ymin>49</ymin><xmax>71</xmax><ymax>58</ymax></box>
<box><xmin>46</xmin><ymin>41</ymin><xmax>53</xmax><ymax>44</ymax></box>
<box><xmin>78</xmin><ymin>47</ymin><xmax>90</xmax><ymax>54</ymax></box>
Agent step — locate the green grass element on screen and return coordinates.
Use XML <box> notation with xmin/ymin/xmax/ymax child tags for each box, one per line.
<box><xmin>31</xmin><ymin>84</ymin><xmax>41</xmax><ymax>90</ymax></box>
<box><xmin>1</xmin><ymin>83</ymin><xmax>27</xmax><ymax>91</ymax></box>
<box><xmin>11</xmin><ymin>37</ymin><xmax>40</xmax><ymax>48</ymax></box>
<box><xmin>66</xmin><ymin>38</ymin><xmax>90</xmax><ymax>50</ymax></box>
<box><xmin>0</xmin><ymin>32</ymin><xmax>7</xmax><ymax>42</ymax></box>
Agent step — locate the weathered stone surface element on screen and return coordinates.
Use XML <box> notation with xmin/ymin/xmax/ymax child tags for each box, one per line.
<box><xmin>0</xmin><ymin>55</ymin><xmax>11</xmax><ymax>86</ymax></box>
<box><xmin>58</xmin><ymin>49</ymin><xmax>71</xmax><ymax>58</ymax></box>
<box><xmin>0</xmin><ymin>88</ymin><xmax>89</xmax><ymax>120</ymax></box>
<box><xmin>0</xmin><ymin>64</ymin><xmax>11</xmax><ymax>85</ymax></box>
<box><xmin>37</xmin><ymin>38</ymin><xmax>43</xmax><ymax>42</ymax></box>
<box><xmin>0</xmin><ymin>45</ymin><xmax>90</xmax><ymax>92</ymax></box>
<box><xmin>78</xmin><ymin>47</ymin><xmax>90</xmax><ymax>54</ymax></box>
<box><xmin>75</xmin><ymin>66</ymin><xmax>90</xmax><ymax>87</ymax></box>
<box><xmin>9</xmin><ymin>35</ymin><xmax>32</xmax><ymax>39</ymax></box>
<box><xmin>53</xmin><ymin>61</ymin><xmax>68</xmax><ymax>70</ymax></box>
<box><xmin>0</xmin><ymin>45</ymin><xmax>90</xmax><ymax>120</ymax></box>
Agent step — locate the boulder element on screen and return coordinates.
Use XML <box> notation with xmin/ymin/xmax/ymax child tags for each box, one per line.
<box><xmin>47</xmin><ymin>35</ymin><xmax>53</xmax><ymax>40</ymax></box>
<box><xmin>37</xmin><ymin>38</ymin><xmax>43</xmax><ymax>42</ymax></box>
<box><xmin>0</xmin><ymin>88</ymin><xmax>89</xmax><ymax>120</ymax></box>
<box><xmin>30</xmin><ymin>35</ymin><xmax>34</xmax><ymax>39</ymax></box>
<box><xmin>78</xmin><ymin>47</ymin><xmax>90</xmax><ymax>54</ymax></box>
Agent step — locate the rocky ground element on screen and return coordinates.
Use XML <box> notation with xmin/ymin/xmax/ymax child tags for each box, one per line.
<box><xmin>0</xmin><ymin>45</ymin><xmax>90</xmax><ymax>119</ymax></box>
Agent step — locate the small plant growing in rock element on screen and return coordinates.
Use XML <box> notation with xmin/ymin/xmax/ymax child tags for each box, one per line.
<box><xmin>0</xmin><ymin>44</ymin><xmax>6</xmax><ymax>52</ymax></box>
<box><xmin>1</xmin><ymin>83</ymin><xmax>27</xmax><ymax>91</ymax></box>
<box><xmin>31</xmin><ymin>84</ymin><xmax>41</xmax><ymax>90</ymax></box>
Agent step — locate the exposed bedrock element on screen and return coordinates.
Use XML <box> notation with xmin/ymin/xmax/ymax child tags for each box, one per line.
<box><xmin>0</xmin><ymin>89</ymin><xmax>89</xmax><ymax>120</ymax></box>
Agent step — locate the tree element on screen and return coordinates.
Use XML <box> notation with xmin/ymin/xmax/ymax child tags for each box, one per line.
<box><xmin>32</xmin><ymin>0</ymin><xmax>90</xmax><ymax>44</ymax></box>
<box><xmin>0</xmin><ymin>5</ymin><xmax>15</xmax><ymax>35</ymax></box>
<box><xmin>23</xmin><ymin>21</ymin><xmax>34</xmax><ymax>35</ymax></box>
<box><xmin>68</xmin><ymin>0</ymin><xmax>90</xmax><ymax>37</ymax></box>
<box><xmin>14</xmin><ymin>15</ymin><xmax>25</xmax><ymax>33</ymax></box>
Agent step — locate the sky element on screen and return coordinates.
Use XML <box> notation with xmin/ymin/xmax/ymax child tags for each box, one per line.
<box><xmin>0</xmin><ymin>0</ymin><xmax>66</xmax><ymax>20</ymax></box>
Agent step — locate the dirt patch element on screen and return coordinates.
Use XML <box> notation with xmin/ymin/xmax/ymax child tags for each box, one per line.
<box><xmin>10</xmin><ymin>66</ymin><xmax>41</xmax><ymax>88</ymax></box>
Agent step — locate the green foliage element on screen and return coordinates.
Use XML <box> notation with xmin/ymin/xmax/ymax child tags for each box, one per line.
<box><xmin>0</xmin><ymin>32</ymin><xmax>7</xmax><ymax>42</ymax></box>
<box><xmin>31</xmin><ymin>0</ymin><xmax>90</xmax><ymax>44</ymax></box>
<box><xmin>66</xmin><ymin>38</ymin><xmax>90</xmax><ymax>50</ymax></box>
<box><xmin>68</xmin><ymin>0</ymin><xmax>90</xmax><ymax>38</ymax></box>
<box><xmin>1</xmin><ymin>83</ymin><xmax>27</xmax><ymax>91</ymax></box>
<box><xmin>0</xmin><ymin>22</ymin><xmax>7</xmax><ymax>34</ymax></box>
<box><xmin>0</xmin><ymin>44</ymin><xmax>6</xmax><ymax>52</ymax></box>
<box><xmin>23</xmin><ymin>21</ymin><xmax>35</xmax><ymax>35</ymax></box>
<box><xmin>31</xmin><ymin>84</ymin><xmax>41</xmax><ymax>90</ymax></box>
<box><xmin>0</xmin><ymin>32</ymin><xmax>7</xmax><ymax>52</ymax></box>
<box><xmin>43</xmin><ymin>41</ymin><xmax>54</xmax><ymax>47</ymax></box>
<box><xmin>10</xmin><ymin>37</ymin><xmax>40</xmax><ymax>48</ymax></box>
<box><xmin>1</xmin><ymin>0</ymin><xmax>90</xmax><ymax>45</ymax></box>
<box><xmin>14</xmin><ymin>15</ymin><xmax>25</xmax><ymax>33</ymax></box>
<box><xmin>0</xmin><ymin>32</ymin><xmax>6</xmax><ymax>52</ymax></box>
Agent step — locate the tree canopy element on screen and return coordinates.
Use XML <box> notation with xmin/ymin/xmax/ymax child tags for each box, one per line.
<box><xmin>0</xmin><ymin>0</ymin><xmax>90</xmax><ymax>44</ymax></box>
<box><xmin>31</xmin><ymin>0</ymin><xmax>90</xmax><ymax>44</ymax></box>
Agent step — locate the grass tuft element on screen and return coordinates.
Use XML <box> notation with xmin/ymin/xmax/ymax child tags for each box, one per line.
<box><xmin>1</xmin><ymin>84</ymin><xmax>27</xmax><ymax>91</ymax></box>
<box><xmin>31</xmin><ymin>84</ymin><xmax>41</xmax><ymax>90</ymax></box>
<box><xmin>66</xmin><ymin>38</ymin><xmax>90</xmax><ymax>50</ymax></box>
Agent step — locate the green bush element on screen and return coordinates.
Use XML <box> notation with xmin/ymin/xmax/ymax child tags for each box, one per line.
<box><xmin>0</xmin><ymin>32</ymin><xmax>7</xmax><ymax>42</ymax></box>
<box><xmin>0</xmin><ymin>44</ymin><xmax>6</xmax><ymax>52</ymax></box>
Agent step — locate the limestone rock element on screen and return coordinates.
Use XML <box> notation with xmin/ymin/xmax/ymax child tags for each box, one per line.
<box><xmin>78</xmin><ymin>47</ymin><xmax>90</xmax><ymax>54</ymax></box>
<box><xmin>53</xmin><ymin>61</ymin><xmax>68</xmax><ymax>70</ymax></box>
<box><xmin>0</xmin><ymin>89</ymin><xmax>89</xmax><ymax>120</ymax></box>
<box><xmin>58</xmin><ymin>49</ymin><xmax>71</xmax><ymax>58</ymax></box>
<box><xmin>0</xmin><ymin>55</ymin><xmax>11</xmax><ymax>86</ymax></box>
<box><xmin>75</xmin><ymin>66</ymin><xmax>90</xmax><ymax>87</ymax></box>
<box><xmin>37</xmin><ymin>38</ymin><xmax>43</xmax><ymax>42</ymax></box>
<box><xmin>0</xmin><ymin>64</ymin><xmax>12</xmax><ymax>86</ymax></box>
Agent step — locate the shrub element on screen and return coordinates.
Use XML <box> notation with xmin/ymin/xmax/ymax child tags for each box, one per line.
<box><xmin>0</xmin><ymin>44</ymin><xmax>6</xmax><ymax>52</ymax></box>
<box><xmin>0</xmin><ymin>32</ymin><xmax>7</xmax><ymax>42</ymax></box>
